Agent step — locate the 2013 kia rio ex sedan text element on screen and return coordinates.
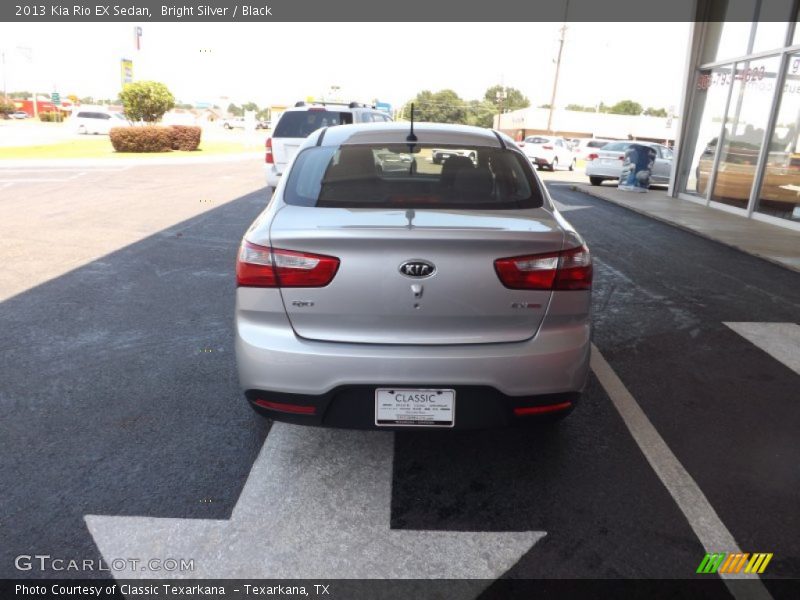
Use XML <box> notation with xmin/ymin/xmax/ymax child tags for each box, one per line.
<box><xmin>235</xmin><ymin>122</ymin><xmax>592</xmax><ymax>429</ymax></box>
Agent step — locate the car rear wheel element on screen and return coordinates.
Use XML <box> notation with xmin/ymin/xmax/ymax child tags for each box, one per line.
<box><xmin>589</xmin><ymin>176</ymin><xmax>604</xmax><ymax>186</ymax></box>
<box><xmin>550</xmin><ymin>157</ymin><xmax>558</xmax><ymax>171</ymax></box>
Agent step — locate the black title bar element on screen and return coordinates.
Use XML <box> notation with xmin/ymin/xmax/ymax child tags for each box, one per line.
<box><xmin>3</xmin><ymin>0</ymin><xmax>798</xmax><ymax>23</ymax></box>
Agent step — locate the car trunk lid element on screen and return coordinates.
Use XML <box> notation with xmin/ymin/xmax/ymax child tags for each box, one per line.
<box><xmin>266</xmin><ymin>206</ymin><xmax>565</xmax><ymax>345</ymax></box>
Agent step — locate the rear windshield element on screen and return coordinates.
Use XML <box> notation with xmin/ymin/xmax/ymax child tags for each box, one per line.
<box><xmin>602</xmin><ymin>142</ymin><xmax>633</xmax><ymax>151</ymax></box>
<box><xmin>283</xmin><ymin>144</ymin><xmax>543</xmax><ymax>209</ymax></box>
<box><xmin>524</xmin><ymin>137</ymin><xmax>550</xmax><ymax>144</ymax></box>
<box><xmin>273</xmin><ymin>110</ymin><xmax>354</xmax><ymax>138</ymax></box>
<box><xmin>587</xmin><ymin>140</ymin><xmax>610</xmax><ymax>148</ymax></box>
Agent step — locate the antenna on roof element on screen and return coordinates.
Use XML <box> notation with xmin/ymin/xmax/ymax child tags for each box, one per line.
<box><xmin>406</xmin><ymin>103</ymin><xmax>417</xmax><ymax>143</ymax></box>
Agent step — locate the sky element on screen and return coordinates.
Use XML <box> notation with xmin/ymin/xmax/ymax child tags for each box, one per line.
<box><xmin>0</xmin><ymin>22</ymin><xmax>691</xmax><ymax>113</ymax></box>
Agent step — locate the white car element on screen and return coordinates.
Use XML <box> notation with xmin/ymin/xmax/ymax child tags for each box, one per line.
<box><xmin>72</xmin><ymin>109</ymin><xmax>127</xmax><ymax>134</ymax></box>
<box><xmin>223</xmin><ymin>117</ymin><xmax>246</xmax><ymax>129</ymax></box>
<box><xmin>572</xmin><ymin>138</ymin><xmax>616</xmax><ymax>162</ymax></box>
<box><xmin>517</xmin><ymin>135</ymin><xmax>576</xmax><ymax>171</ymax></box>
<box><xmin>265</xmin><ymin>101</ymin><xmax>393</xmax><ymax>192</ymax></box>
<box><xmin>585</xmin><ymin>141</ymin><xmax>674</xmax><ymax>186</ymax></box>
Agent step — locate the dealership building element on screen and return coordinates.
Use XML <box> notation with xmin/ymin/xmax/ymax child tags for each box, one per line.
<box><xmin>674</xmin><ymin>3</ymin><xmax>800</xmax><ymax>230</ymax></box>
<box><xmin>500</xmin><ymin>2</ymin><xmax>800</xmax><ymax>231</ymax></box>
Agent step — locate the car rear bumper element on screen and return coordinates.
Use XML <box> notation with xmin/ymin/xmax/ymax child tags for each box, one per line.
<box><xmin>245</xmin><ymin>386</ymin><xmax>580</xmax><ymax>430</ymax></box>
<box><xmin>235</xmin><ymin>289</ymin><xmax>591</xmax><ymax>428</ymax></box>
<box><xmin>264</xmin><ymin>164</ymin><xmax>281</xmax><ymax>188</ymax></box>
<box><xmin>585</xmin><ymin>163</ymin><xmax>622</xmax><ymax>178</ymax></box>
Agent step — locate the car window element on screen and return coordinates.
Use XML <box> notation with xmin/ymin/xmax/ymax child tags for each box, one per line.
<box><xmin>587</xmin><ymin>140</ymin><xmax>609</xmax><ymax>148</ymax></box>
<box><xmin>525</xmin><ymin>137</ymin><xmax>550</xmax><ymax>144</ymax></box>
<box><xmin>273</xmin><ymin>110</ymin><xmax>354</xmax><ymax>138</ymax></box>
<box><xmin>602</xmin><ymin>142</ymin><xmax>632</xmax><ymax>151</ymax></box>
<box><xmin>660</xmin><ymin>146</ymin><xmax>674</xmax><ymax>159</ymax></box>
<box><xmin>284</xmin><ymin>144</ymin><xmax>543</xmax><ymax>210</ymax></box>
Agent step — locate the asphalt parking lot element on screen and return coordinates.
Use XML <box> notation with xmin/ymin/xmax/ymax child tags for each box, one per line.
<box><xmin>1</xmin><ymin>160</ymin><xmax>798</xmax><ymax>598</ymax></box>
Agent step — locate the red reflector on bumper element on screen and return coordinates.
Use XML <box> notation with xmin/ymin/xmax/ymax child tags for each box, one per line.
<box><xmin>253</xmin><ymin>399</ymin><xmax>317</xmax><ymax>415</ymax></box>
<box><xmin>513</xmin><ymin>401</ymin><xmax>573</xmax><ymax>416</ymax></box>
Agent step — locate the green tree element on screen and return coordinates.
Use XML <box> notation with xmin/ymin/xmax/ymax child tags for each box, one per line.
<box><xmin>0</xmin><ymin>100</ymin><xmax>16</xmax><ymax>116</ymax></box>
<box><xmin>607</xmin><ymin>99</ymin><xmax>643</xmax><ymax>116</ymax></box>
<box><xmin>241</xmin><ymin>101</ymin><xmax>259</xmax><ymax>113</ymax></box>
<box><xmin>465</xmin><ymin>99</ymin><xmax>497</xmax><ymax>128</ymax></box>
<box><xmin>484</xmin><ymin>85</ymin><xmax>530</xmax><ymax>112</ymax></box>
<box><xmin>565</xmin><ymin>103</ymin><xmax>597</xmax><ymax>112</ymax></box>
<box><xmin>409</xmin><ymin>89</ymin><xmax>468</xmax><ymax>124</ymax></box>
<box><xmin>227</xmin><ymin>103</ymin><xmax>243</xmax><ymax>117</ymax></box>
<box><xmin>119</xmin><ymin>81</ymin><xmax>175</xmax><ymax>122</ymax></box>
<box><xmin>538</xmin><ymin>103</ymin><xmax>552</xmax><ymax>109</ymax></box>
<box><xmin>643</xmin><ymin>106</ymin><xmax>668</xmax><ymax>117</ymax></box>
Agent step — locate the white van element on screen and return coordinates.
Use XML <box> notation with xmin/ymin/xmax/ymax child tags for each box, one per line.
<box><xmin>72</xmin><ymin>110</ymin><xmax>127</xmax><ymax>135</ymax></box>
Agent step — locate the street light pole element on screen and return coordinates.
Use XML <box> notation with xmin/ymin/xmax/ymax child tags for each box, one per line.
<box><xmin>546</xmin><ymin>0</ymin><xmax>569</xmax><ymax>134</ymax></box>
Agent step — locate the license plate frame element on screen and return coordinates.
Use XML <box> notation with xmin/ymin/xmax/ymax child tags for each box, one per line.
<box><xmin>374</xmin><ymin>388</ymin><xmax>455</xmax><ymax>428</ymax></box>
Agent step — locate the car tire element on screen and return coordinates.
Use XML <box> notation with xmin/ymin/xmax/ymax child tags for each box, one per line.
<box><xmin>589</xmin><ymin>176</ymin><xmax>604</xmax><ymax>186</ymax></box>
<box><xmin>550</xmin><ymin>157</ymin><xmax>559</xmax><ymax>171</ymax></box>
<box><xmin>569</xmin><ymin>159</ymin><xmax>576</xmax><ymax>171</ymax></box>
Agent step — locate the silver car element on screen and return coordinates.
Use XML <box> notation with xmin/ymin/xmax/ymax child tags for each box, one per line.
<box><xmin>585</xmin><ymin>141</ymin><xmax>674</xmax><ymax>186</ymax></box>
<box><xmin>235</xmin><ymin>123</ymin><xmax>592</xmax><ymax>429</ymax></box>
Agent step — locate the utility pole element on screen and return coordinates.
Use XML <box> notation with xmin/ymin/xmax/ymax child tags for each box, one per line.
<box><xmin>496</xmin><ymin>88</ymin><xmax>507</xmax><ymax>131</ymax></box>
<box><xmin>546</xmin><ymin>0</ymin><xmax>569</xmax><ymax>133</ymax></box>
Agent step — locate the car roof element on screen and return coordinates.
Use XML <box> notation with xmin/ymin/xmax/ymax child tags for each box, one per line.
<box><xmin>315</xmin><ymin>122</ymin><xmax>507</xmax><ymax>148</ymax></box>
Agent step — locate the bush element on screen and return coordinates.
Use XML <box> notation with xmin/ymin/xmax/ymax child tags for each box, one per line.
<box><xmin>39</xmin><ymin>112</ymin><xmax>64</xmax><ymax>122</ymax></box>
<box><xmin>110</xmin><ymin>126</ymin><xmax>173</xmax><ymax>152</ymax></box>
<box><xmin>169</xmin><ymin>125</ymin><xmax>201</xmax><ymax>151</ymax></box>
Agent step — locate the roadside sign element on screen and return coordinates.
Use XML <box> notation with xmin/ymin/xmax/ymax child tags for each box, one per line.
<box><xmin>51</xmin><ymin>92</ymin><xmax>61</xmax><ymax>106</ymax></box>
<box><xmin>120</xmin><ymin>59</ymin><xmax>134</xmax><ymax>86</ymax></box>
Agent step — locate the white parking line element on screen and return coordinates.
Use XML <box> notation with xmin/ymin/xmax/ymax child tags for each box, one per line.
<box><xmin>724</xmin><ymin>322</ymin><xmax>800</xmax><ymax>376</ymax></box>
<box><xmin>591</xmin><ymin>345</ymin><xmax>772</xmax><ymax>600</ymax></box>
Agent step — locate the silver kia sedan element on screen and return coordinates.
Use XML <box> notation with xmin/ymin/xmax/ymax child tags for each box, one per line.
<box><xmin>235</xmin><ymin>123</ymin><xmax>592</xmax><ymax>429</ymax></box>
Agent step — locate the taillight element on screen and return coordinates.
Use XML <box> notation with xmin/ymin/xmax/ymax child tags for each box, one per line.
<box><xmin>542</xmin><ymin>145</ymin><xmax>554</xmax><ymax>150</ymax></box>
<box><xmin>236</xmin><ymin>241</ymin><xmax>339</xmax><ymax>288</ymax></box>
<box><xmin>618</xmin><ymin>155</ymin><xmax>625</xmax><ymax>161</ymax></box>
<box><xmin>586</xmin><ymin>153</ymin><xmax>599</xmax><ymax>161</ymax></box>
<box><xmin>265</xmin><ymin>137</ymin><xmax>273</xmax><ymax>164</ymax></box>
<box><xmin>494</xmin><ymin>245</ymin><xmax>592</xmax><ymax>290</ymax></box>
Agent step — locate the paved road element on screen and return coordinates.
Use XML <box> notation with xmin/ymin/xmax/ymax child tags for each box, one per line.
<box><xmin>0</xmin><ymin>163</ymin><xmax>798</xmax><ymax>597</ymax></box>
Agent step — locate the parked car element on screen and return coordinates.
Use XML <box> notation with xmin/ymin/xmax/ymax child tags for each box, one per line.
<box><xmin>431</xmin><ymin>147</ymin><xmax>477</xmax><ymax>164</ymax></box>
<box><xmin>264</xmin><ymin>101</ymin><xmax>393</xmax><ymax>192</ymax></box>
<box><xmin>256</xmin><ymin>120</ymin><xmax>271</xmax><ymax>130</ymax></box>
<box><xmin>223</xmin><ymin>117</ymin><xmax>246</xmax><ymax>129</ymax></box>
<box><xmin>572</xmin><ymin>138</ymin><xmax>616</xmax><ymax>161</ymax></box>
<box><xmin>585</xmin><ymin>141</ymin><xmax>673</xmax><ymax>186</ymax></box>
<box><xmin>11</xmin><ymin>111</ymin><xmax>30</xmax><ymax>119</ymax></box>
<box><xmin>71</xmin><ymin>110</ymin><xmax>127</xmax><ymax>135</ymax></box>
<box><xmin>237</xmin><ymin>122</ymin><xmax>592</xmax><ymax>429</ymax></box>
<box><xmin>696</xmin><ymin>139</ymin><xmax>800</xmax><ymax>218</ymax></box>
<box><xmin>517</xmin><ymin>135</ymin><xmax>576</xmax><ymax>171</ymax></box>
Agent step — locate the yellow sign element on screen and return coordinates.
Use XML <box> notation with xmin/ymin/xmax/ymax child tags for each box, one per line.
<box><xmin>120</xmin><ymin>59</ymin><xmax>134</xmax><ymax>86</ymax></box>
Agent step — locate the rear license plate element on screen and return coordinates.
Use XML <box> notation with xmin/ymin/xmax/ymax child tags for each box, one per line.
<box><xmin>375</xmin><ymin>388</ymin><xmax>455</xmax><ymax>427</ymax></box>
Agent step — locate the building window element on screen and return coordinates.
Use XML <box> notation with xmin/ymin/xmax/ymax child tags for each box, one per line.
<box><xmin>710</xmin><ymin>56</ymin><xmax>781</xmax><ymax>210</ymax></box>
<box><xmin>755</xmin><ymin>53</ymin><xmax>800</xmax><ymax>223</ymax></box>
<box><xmin>682</xmin><ymin>66</ymin><xmax>734</xmax><ymax>198</ymax></box>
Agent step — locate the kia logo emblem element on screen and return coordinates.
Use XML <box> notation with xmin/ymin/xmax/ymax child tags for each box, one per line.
<box><xmin>399</xmin><ymin>259</ymin><xmax>436</xmax><ymax>278</ymax></box>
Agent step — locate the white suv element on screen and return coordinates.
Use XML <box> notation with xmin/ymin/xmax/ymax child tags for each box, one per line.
<box><xmin>264</xmin><ymin>102</ymin><xmax>392</xmax><ymax>192</ymax></box>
